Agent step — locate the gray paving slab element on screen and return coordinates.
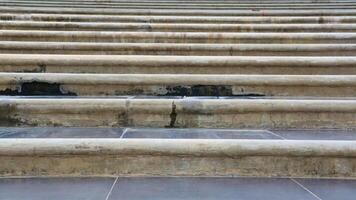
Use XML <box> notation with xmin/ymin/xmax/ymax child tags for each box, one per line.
<box><xmin>0</xmin><ymin>127</ymin><xmax>124</xmax><ymax>138</ymax></box>
<box><xmin>0</xmin><ymin>177</ymin><xmax>115</xmax><ymax>200</ymax></box>
<box><xmin>296</xmin><ymin>178</ymin><xmax>356</xmax><ymax>200</ymax></box>
<box><xmin>123</xmin><ymin>128</ymin><xmax>279</xmax><ymax>139</ymax></box>
<box><xmin>108</xmin><ymin>177</ymin><xmax>317</xmax><ymax>200</ymax></box>
<box><xmin>272</xmin><ymin>130</ymin><xmax>356</xmax><ymax>140</ymax></box>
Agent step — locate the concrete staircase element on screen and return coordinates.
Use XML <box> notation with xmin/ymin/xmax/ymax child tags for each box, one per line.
<box><xmin>1</xmin><ymin>0</ymin><xmax>356</xmax><ymax>179</ymax></box>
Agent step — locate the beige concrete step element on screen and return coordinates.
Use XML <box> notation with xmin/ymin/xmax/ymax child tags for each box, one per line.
<box><xmin>1</xmin><ymin>30</ymin><xmax>356</xmax><ymax>43</ymax></box>
<box><xmin>2</xmin><ymin>14</ymin><xmax>356</xmax><ymax>24</ymax></box>
<box><xmin>1</xmin><ymin>42</ymin><xmax>356</xmax><ymax>56</ymax></box>
<box><xmin>5</xmin><ymin>0</ymin><xmax>356</xmax><ymax>6</ymax></box>
<box><xmin>2</xmin><ymin>97</ymin><xmax>356</xmax><ymax>129</ymax></box>
<box><xmin>0</xmin><ymin>54</ymin><xmax>354</xmax><ymax>74</ymax></box>
<box><xmin>2</xmin><ymin>7</ymin><xmax>356</xmax><ymax>16</ymax></box>
<box><xmin>3</xmin><ymin>2</ymin><xmax>356</xmax><ymax>9</ymax></box>
<box><xmin>7</xmin><ymin>0</ymin><xmax>356</xmax><ymax>2</ymax></box>
<box><xmin>3</xmin><ymin>21</ymin><xmax>356</xmax><ymax>32</ymax></box>
<box><xmin>1</xmin><ymin>73</ymin><xmax>356</xmax><ymax>97</ymax></box>
<box><xmin>0</xmin><ymin>138</ymin><xmax>355</xmax><ymax>178</ymax></box>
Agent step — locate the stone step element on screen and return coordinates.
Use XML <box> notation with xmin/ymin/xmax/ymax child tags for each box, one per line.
<box><xmin>4</xmin><ymin>2</ymin><xmax>356</xmax><ymax>9</ymax></box>
<box><xmin>1</xmin><ymin>73</ymin><xmax>356</xmax><ymax>97</ymax></box>
<box><xmin>2</xmin><ymin>30</ymin><xmax>354</xmax><ymax>43</ymax></box>
<box><xmin>2</xmin><ymin>7</ymin><xmax>356</xmax><ymax>16</ymax></box>
<box><xmin>4</xmin><ymin>21</ymin><xmax>356</xmax><ymax>32</ymax></box>
<box><xmin>5</xmin><ymin>0</ymin><xmax>356</xmax><ymax>6</ymax></box>
<box><xmin>2</xmin><ymin>42</ymin><xmax>356</xmax><ymax>56</ymax></box>
<box><xmin>3</xmin><ymin>14</ymin><xmax>356</xmax><ymax>24</ymax></box>
<box><xmin>0</xmin><ymin>54</ymin><xmax>354</xmax><ymax>74</ymax></box>
<box><xmin>6</xmin><ymin>0</ymin><xmax>356</xmax><ymax>2</ymax></box>
<box><xmin>1</xmin><ymin>97</ymin><xmax>356</xmax><ymax>129</ymax></box>
<box><xmin>0</xmin><ymin>137</ymin><xmax>355</xmax><ymax>177</ymax></box>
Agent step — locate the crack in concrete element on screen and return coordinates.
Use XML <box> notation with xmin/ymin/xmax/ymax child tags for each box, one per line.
<box><xmin>166</xmin><ymin>101</ymin><xmax>177</xmax><ymax>128</ymax></box>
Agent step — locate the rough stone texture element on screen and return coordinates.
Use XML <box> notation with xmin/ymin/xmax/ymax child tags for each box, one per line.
<box><xmin>2</xmin><ymin>73</ymin><xmax>356</xmax><ymax>96</ymax></box>
<box><xmin>2</xmin><ymin>31</ymin><xmax>356</xmax><ymax>43</ymax></box>
<box><xmin>2</xmin><ymin>98</ymin><xmax>356</xmax><ymax>129</ymax></box>
<box><xmin>2</xmin><ymin>42</ymin><xmax>356</xmax><ymax>56</ymax></box>
<box><xmin>0</xmin><ymin>139</ymin><xmax>355</xmax><ymax>177</ymax></box>
<box><xmin>1</xmin><ymin>55</ymin><xmax>356</xmax><ymax>74</ymax></box>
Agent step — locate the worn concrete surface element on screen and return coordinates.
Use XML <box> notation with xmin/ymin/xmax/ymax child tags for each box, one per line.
<box><xmin>3</xmin><ymin>14</ymin><xmax>356</xmax><ymax>24</ymax></box>
<box><xmin>2</xmin><ymin>42</ymin><xmax>356</xmax><ymax>56</ymax></box>
<box><xmin>4</xmin><ymin>21</ymin><xmax>356</xmax><ymax>32</ymax></box>
<box><xmin>1</xmin><ymin>54</ymin><xmax>356</xmax><ymax>74</ymax></box>
<box><xmin>2</xmin><ymin>31</ymin><xmax>356</xmax><ymax>43</ymax></box>
<box><xmin>2</xmin><ymin>98</ymin><xmax>356</xmax><ymax>129</ymax></box>
<box><xmin>2</xmin><ymin>73</ymin><xmax>356</xmax><ymax>96</ymax></box>
<box><xmin>3</xmin><ymin>6</ymin><xmax>356</xmax><ymax>16</ymax></box>
<box><xmin>0</xmin><ymin>139</ymin><xmax>355</xmax><ymax>177</ymax></box>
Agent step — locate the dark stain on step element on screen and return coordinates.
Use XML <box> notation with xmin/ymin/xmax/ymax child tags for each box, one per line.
<box><xmin>0</xmin><ymin>103</ymin><xmax>21</xmax><ymax>126</ymax></box>
<box><xmin>0</xmin><ymin>81</ymin><xmax>76</xmax><ymax>96</ymax></box>
<box><xmin>162</xmin><ymin>85</ymin><xmax>265</xmax><ymax>97</ymax></box>
<box><xmin>23</xmin><ymin>63</ymin><xmax>46</xmax><ymax>73</ymax></box>
<box><xmin>163</xmin><ymin>85</ymin><xmax>233</xmax><ymax>96</ymax></box>
<box><xmin>165</xmin><ymin>102</ymin><xmax>177</xmax><ymax>128</ymax></box>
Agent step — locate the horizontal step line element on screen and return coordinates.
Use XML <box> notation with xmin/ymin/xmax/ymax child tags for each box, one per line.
<box><xmin>1</xmin><ymin>42</ymin><xmax>356</xmax><ymax>56</ymax></box>
<box><xmin>3</xmin><ymin>14</ymin><xmax>356</xmax><ymax>24</ymax></box>
<box><xmin>1</xmin><ymin>30</ymin><xmax>356</xmax><ymax>43</ymax></box>
<box><xmin>3</xmin><ymin>4</ymin><xmax>356</xmax><ymax>10</ymax></box>
<box><xmin>2</xmin><ymin>7</ymin><xmax>356</xmax><ymax>16</ymax></box>
<box><xmin>0</xmin><ymin>139</ymin><xmax>355</xmax><ymax>157</ymax></box>
<box><xmin>3</xmin><ymin>22</ymin><xmax>356</xmax><ymax>32</ymax></box>
<box><xmin>2</xmin><ymin>73</ymin><xmax>356</xmax><ymax>86</ymax></box>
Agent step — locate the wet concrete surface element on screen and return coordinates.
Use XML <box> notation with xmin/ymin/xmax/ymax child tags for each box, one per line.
<box><xmin>0</xmin><ymin>177</ymin><xmax>354</xmax><ymax>200</ymax></box>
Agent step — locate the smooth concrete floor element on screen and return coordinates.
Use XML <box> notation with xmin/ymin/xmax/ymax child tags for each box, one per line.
<box><xmin>2</xmin><ymin>127</ymin><xmax>356</xmax><ymax>140</ymax></box>
<box><xmin>0</xmin><ymin>177</ymin><xmax>355</xmax><ymax>200</ymax></box>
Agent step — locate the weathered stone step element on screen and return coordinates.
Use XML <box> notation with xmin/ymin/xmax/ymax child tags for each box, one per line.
<box><xmin>2</xmin><ymin>14</ymin><xmax>356</xmax><ymax>24</ymax></box>
<box><xmin>2</xmin><ymin>42</ymin><xmax>356</xmax><ymax>56</ymax></box>
<box><xmin>0</xmin><ymin>54</ymin><xmax>355</xmax><ymax>74</ymax></box>
<box><xmin>1</xmin><ymin>73</ymin><xmax>356</xmax><ymax>97</ymax></box>
<box><xmin>6</xmin><ymin>0</ymin><xmax>356</xmax><ymax>7</ymax></box>
<box><xmin>8</xmin><ymin>0</ymin><xmax>356</xmax><ymax>3</ymax></box>
<box><xmin>3</xmin><ymin>21</ymin><xmax>356</xmax><ymax>32</ymax></box>
<box><xmin>4</xmin><ymin>1</ymin><xmax>356</xmax><ymax>9</ymax></box>
<box><xmin>3</xmin><ymin>2</ymin><xmax>356</xmax><ymax>9</ymax></box>
<box><xmin>1</xmin><ymin>97</ymin><xmax>356</xmax><ymax>129</ymax></box>
<box><xmin>2</xmin><ymin>7</ymin><xmax>356</xmax><ymax>16</ymax></box>
<box><xmin>1</xmin><ymin>30</ymin><xmax>355</xmax><ymax>43</ymax></box>
<box><xmin>5</xmin><ymin>0</ymin><xmax>356</xmax><ymax>6</ymax></box>
<box><xmin>0</xmin><ymin>138</ymin><xmax>355</xmax><ymax>177</ymax></box>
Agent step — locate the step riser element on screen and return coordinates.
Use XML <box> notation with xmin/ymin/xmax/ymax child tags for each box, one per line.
<box><xmin>3</xmin><ymin>14</ymin><xmax>356</xmax><ymax>24</ymax></box>
<box><xmin>4</xmin><ymin>22</ymin><xmax>356</xmax><ymax>32</ymax></box>
<box><xmin>2</xmin><ymin>31</ymin><xmax>356</xmax><ymax>43</ymax></box>
<box><xmin>0</xmin><ymin>139</ymin><xmax>355</xmax><ymax>178</ymax></box>
<box><xmin>5</xmin><ymin>2</ymin><xmax>356</xmax><ymax>9</ymax></box>
<box><xmin>2</xmin><ymin>99</ymin><xmax>356</xmax><ymax>129</ymax></box>
<box><xmin>1</xmin><ymin>74</ymin><xmax>356</xmax><ymax>97</ymax></box>
<box><xmin>2</xmin><ymin>43</ymin><xmax>356</xmax><ymax>56</ymax></box>
<box><xmin>2</xmin><ymin>7</ymin><xmax>356</xmax><ymax>16</ymax></box>
<box><xmin>0</xmin><ymin>55</ymin><xmax>355</xmax><ymax>75</ymax></box>
<box><xmin>5</xmin><ymin>0</ymin><xmax>356</xmax><ymax>6</ymax></box>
